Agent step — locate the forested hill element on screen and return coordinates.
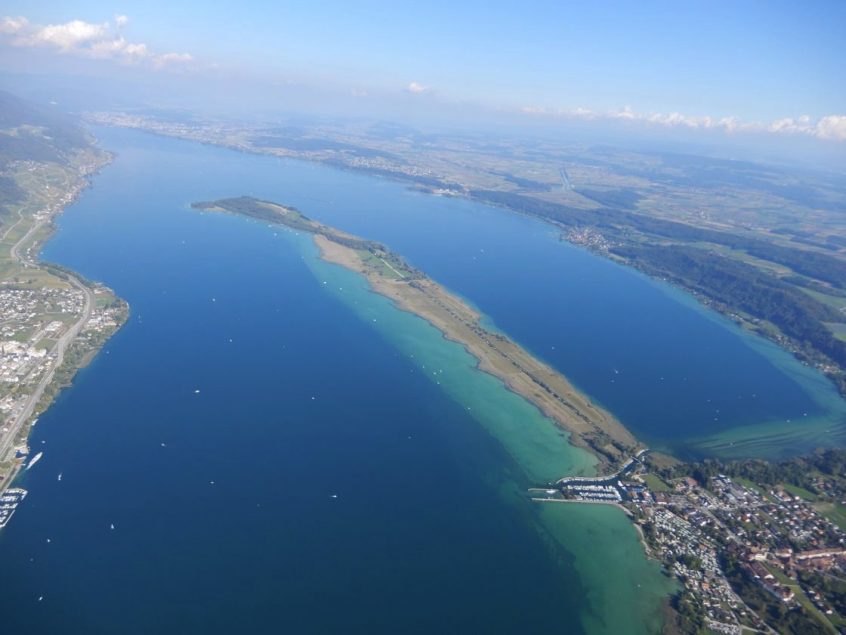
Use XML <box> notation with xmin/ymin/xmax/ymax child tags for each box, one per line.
<box><xmin>0</xmin><ymin>90</ymin><xmax>92</xmax><ymax>168</ymax></box>
<box><xmin>0</xmin><ymin>89</ymin><xmax>96</xmax><ymax>209</ymax></box>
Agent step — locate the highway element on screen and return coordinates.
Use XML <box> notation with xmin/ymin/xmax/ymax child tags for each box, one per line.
<box><xmin>0</xmin><ymin>215</ymin><xmax>94</xmax><ymax>480</ymax></box>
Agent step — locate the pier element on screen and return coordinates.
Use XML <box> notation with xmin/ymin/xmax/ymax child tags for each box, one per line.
<box><xmin>0</xmin><ymin>488</ymin><xmax>27</xmax><ymax>529</ymax></box>
<box><xmin>533</xmin><ymin>449</ymin><xmax>650</xmax><ymax>505</ymax></box>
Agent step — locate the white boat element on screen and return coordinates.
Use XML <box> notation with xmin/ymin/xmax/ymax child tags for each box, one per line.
<box><xmin>26</xmin><ymin>451</ymin><xmax>43</xmax><ymax>470</ymax></box>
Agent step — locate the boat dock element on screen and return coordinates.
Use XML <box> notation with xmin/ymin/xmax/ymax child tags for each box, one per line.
<box><xmin>0</xmin><ymin>488</ymin><xmax>27</xmax><ymax>529</ymax></box>
<box><xmin>531</xmin><ymin>448</ymin><xmax>651</xmax><ymax>505</ymax></box>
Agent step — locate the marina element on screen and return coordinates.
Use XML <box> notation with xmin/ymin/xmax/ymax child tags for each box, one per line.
<box><xmin>0</xmin><ymin>488</ymin><xmax>27</xmax><ymax>529</ymax></box>
<box><xmin>531</xmin><ymin>449</ymin><xmax>651</xmax><ymax>505</ymax></box>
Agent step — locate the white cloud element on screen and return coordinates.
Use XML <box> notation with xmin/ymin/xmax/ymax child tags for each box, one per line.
<box><xmin>717</xmin><ymin>116</ymin><xmax>741</xmax><ymax>133</ymax></box>
<box><xmin>521</xmin><ymin>104</ymin><xmax>846</xmax><ymax>142</ymax></box>
<box><xmin>571</xmin><ymin>106</ymin><xmax>595</xmax><ymax>118</ymax></box>
<box><xmin>815</xmin><ymin>115</ymin><xmax>846</xmax><ymax>142</ymax></box>
<box><xmin>0</xmin><ymin>16</ymin><xmax>27</xmax><ymax>34</ymax></box>
<box><xmin>613</xmin><ymin>105</ymin><xmax>636</xmax><ymax>121</ymax></box>
<box><xmin>27</xmin><ymin>19</ymin><xmax>109</xmax><ymax>50</ymax></box>
<box><xmin>0</xmin><ymin>14</ymin><xmax>192</xmax><ymax>69</ymax></box>
<box><xmin>406</xmin><ymin>81</ymin><xmax>428</xmax><ymax>94</ymax></box>
<box><xmin>152</xmin><ymin>51</ymin><xmax>193</xmax><ymax>68</ymax></box>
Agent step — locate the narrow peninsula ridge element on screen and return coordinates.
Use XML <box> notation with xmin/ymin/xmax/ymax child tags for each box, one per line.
<box><xmin>192</xmin><ymin>196</ymin><xmax>642</xmax><ymax>469</ymax></box>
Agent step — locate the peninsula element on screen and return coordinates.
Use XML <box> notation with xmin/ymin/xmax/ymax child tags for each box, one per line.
<box><xmin>194</xmin><ymin>197</ymin><xmax>846</xmax><ymax>633</ymax></box>
<box><xmin>192</xmin><ymin>196</ymin><xmax>640</xmax><ymax>468</ymax></box>
<box><xmin>94</xmin><ymin>112</ymin><xmax>846</xmax><ymax>400</ymax></box>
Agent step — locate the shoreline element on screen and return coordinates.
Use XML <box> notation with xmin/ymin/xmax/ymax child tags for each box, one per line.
<box><xmin>95</xmin><ymin>119</ymin><xmax>845</xmax><ymax>402</ymax></box>
<box><xmin>0</xmin><ymin>150</ymin><xmax>129</xmax><ymax>497</ymax></box>
<box><xmin>194</xmin><ymin>196</ymin><xmax>644</xmax><ymax>473</ymax></box>
<box><xmin>314</xmin><ymin>234</ymin><xmax>643</xmax><ymax>466</ymax></box>
<box><xmin>194</xmin><ymin>195</ymin><xmax>692</xmax><ymax>631</ymax></box>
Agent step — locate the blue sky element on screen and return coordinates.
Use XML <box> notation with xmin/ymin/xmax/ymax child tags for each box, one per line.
<box><xmin>1</xmin><ymin>1</ymin><xmax>844</xmax><ymax>142</ymax></box>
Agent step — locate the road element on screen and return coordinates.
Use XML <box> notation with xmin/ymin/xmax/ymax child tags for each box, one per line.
<box><xmin>0</xmin><ymin>210</ymin><xmax>24</xmax><ymax>245</ymax></box>
<box><xmin>379</xmin><ymin>256</ymin><xmax>405</xmax><ymax>279</ymax></box>
<box><xmin>0</xmin><ymin>215</ymin><xmax>94</xmax><ymax>470</ymax></box>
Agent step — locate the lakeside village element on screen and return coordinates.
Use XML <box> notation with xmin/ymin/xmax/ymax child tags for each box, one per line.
<box><xmin>533</xmin><ymin>452</ymin><xmax>846</xmax><ymax>634</ymax></box>
<box><xmin>0</xmin><ymin>287</ymin><xmax>126</xmax><ymax>527</ymax></box>
<box><xmin>0</xmin><ymin>286</ymin><xmax>124</xmax><ymax>462</ymax></box>
<box><xmin>85</xmin><ymin>112</ymin><xmax>443</xmax><ymax>188</ymax></box>
<box><xmin>0</xmin><ymin>144</ymin><xmax>127</xmax><ymax>529</ymax></box>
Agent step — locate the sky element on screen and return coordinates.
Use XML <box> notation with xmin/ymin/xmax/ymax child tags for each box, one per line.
<box><xmin>1</xmin><ymin>1</ymin><xmax>845</xmax><ymax>147</ymax></box>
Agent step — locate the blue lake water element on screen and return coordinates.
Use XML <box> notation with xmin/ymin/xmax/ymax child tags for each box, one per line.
<box><xmin>0</xmin><ymin>126</ymin><xmax>844</xmax><ymax>633</ymax></box>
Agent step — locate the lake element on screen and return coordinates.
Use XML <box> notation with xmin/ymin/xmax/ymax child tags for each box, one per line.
<box><xmin>1</xmin><ymin>126</ymin><xmax>843</xmax><ymax>633</ymax></box>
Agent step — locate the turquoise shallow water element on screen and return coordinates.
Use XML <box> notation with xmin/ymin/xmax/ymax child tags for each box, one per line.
<box><xmin>0</xmin><ymin>126</ymin><xmax>842</xmax><ymax>633</ymax></box>
<box><xmin>301</xmin><ymin>242</ymin><xmax>596</xmax><ymax>483</ymax></box>
<box><xmin>70</xmin><ymin>127</ymin><xmax>846</xmax><ymax>459</ymax></box>
<box><xmin>303</xmin><ymin>241</ymin><xmax>674</xmax><ymax>632</ymax></box>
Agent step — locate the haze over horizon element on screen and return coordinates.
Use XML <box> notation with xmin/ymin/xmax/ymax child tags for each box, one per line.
<box><xmin>1</xmin><ymin>1</ymin><xmax>845</xmax><ymax>167</ymax></box>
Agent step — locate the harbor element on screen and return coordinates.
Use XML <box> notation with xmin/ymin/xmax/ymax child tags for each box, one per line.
<box><xmin>0</xmin><ymin>488</ymin><xmax>27</xmax><ymax>529</ymax></box>
<box><xmin>531</xmin><ymin>449</ymin><xmax>651</xmax><ymax>506</ymax></box>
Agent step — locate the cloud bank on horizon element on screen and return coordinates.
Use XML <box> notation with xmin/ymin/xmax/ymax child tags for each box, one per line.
<box><xmin>1</xmin><ymin>12</ymin><xmax>843</xmax><ymax>144</ymax></box>
<box><xmin>0</xmin><ymin>15</ymin><xmax>192</xmax><ymax>68</ymax></box>
<box><xmin>520</xmin><ymin>105</ymin><xmax>846</xmax><ymax>143</ymax></box>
